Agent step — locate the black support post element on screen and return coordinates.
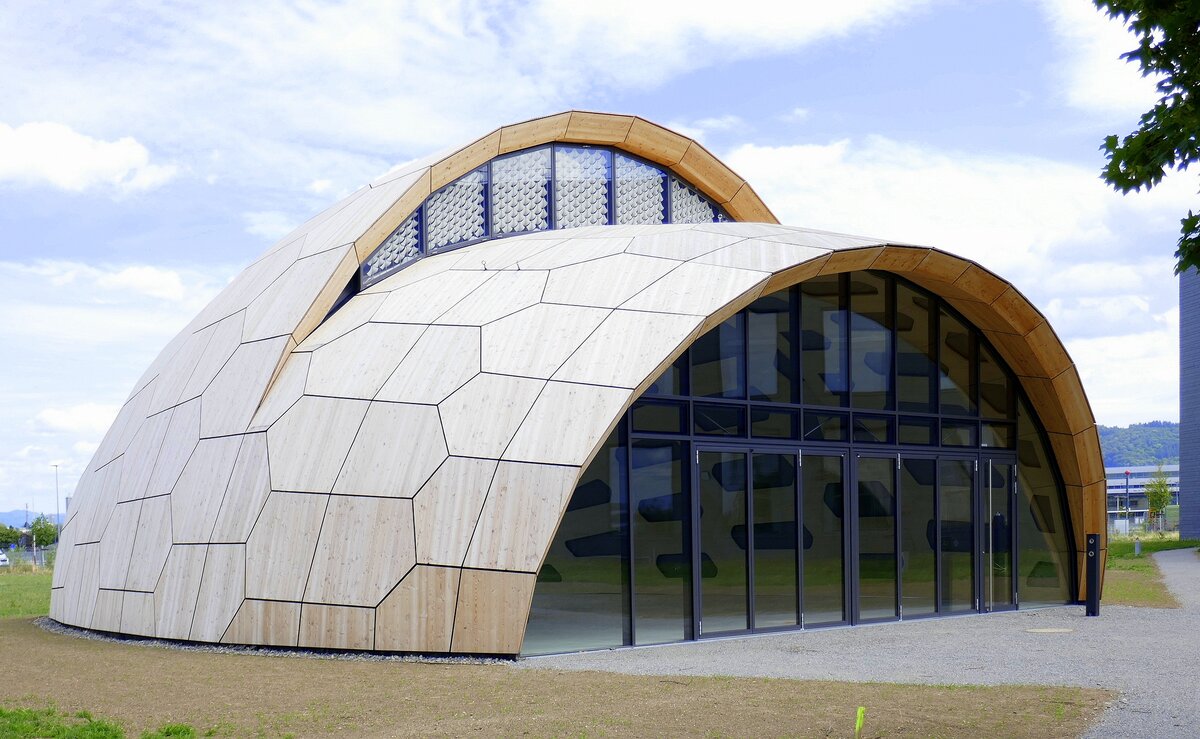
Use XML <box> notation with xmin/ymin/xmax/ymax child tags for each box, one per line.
<box><xmin>1085</xmin><ymin>533</ymin><xmax>1100</xmax><ymax>617</ymax></box>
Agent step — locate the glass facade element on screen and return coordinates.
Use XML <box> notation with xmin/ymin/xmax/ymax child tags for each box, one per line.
<box><xmin>361</xmin><ymin>145</ymin><xmax>728</xmax><ymax>287</ymax></box>
<box><xmin>522</xmin><ymin>270</ymin><xmax>1075</xmax><ymax>655</ymax></box>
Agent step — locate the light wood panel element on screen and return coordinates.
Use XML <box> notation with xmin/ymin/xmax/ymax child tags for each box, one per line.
<box><xmin>200</xmin><ymin>335</ymin><xmax>292</xmax><ymax>438</ymax></box>
<box><xmin>622</xmin><ymin>117</ymin><xmax>690</xmax><ymax>165</ymax></box>
<box><xmin>299</xmin><ymin>604</ymin><xmax>375</xmax><ymax>650</ymax></box>
<box><xmin>245</xmin><ymin>492</ymin><xmax>329</xmax><ymax>601</ymax></box>
<box><xmin>376</xmin><ymin>565</ymin><xmax>460</xmax><ymax>652</ymax></box>
<box><xmin>497</xmin><ymin>112</ymin><xmax>571</xmax><ymax>155</ymax></box>
<box><xmin>413</xmin><ymin>457</ymin><xmax>497</xmax><ymax>567</ymax></box>
<box><xmin>621</xmin><ymin>262</ymin><xmax>767</xmax><ymax>317</ymax></box>
<box><xmin>125</xmin><ymin>495</ymin><xmax>173</xmax><ymax>592</ymax></box>
<box><xmin>91</xmin><ymin>589</ymin><xmax>123</xmax><ymax>632</ymax></box>
<box><xmin>145</xmin><ymin>399</ymin><xmax>202</xmax><ymax>499</ymax></box>
<box><xmin>480</xmin><ymin>303</ymin><xmax>610</xmax><ymax>379</ymax></box>
<box><xmin>304</xmin><ymin>496</ymin><xmax>415</xmax><ymax>607</ymax></box>
<box><xmin>210</xmin><ymin>433</ymin><xmax>272</xmax><ymax>543</ymax></box>
<box><xmin>503</xmin><ymin>383</ymin><xmax>630</xmax><ymax>467</ymax></box>
<box><xmin>333</xmin><ymin>402</ymin><xmax>446</xmax><ymax>498</ymax></box>
<box><xmin>724</xmin><ymin>182</ymin><xmax>778</xmax><ymax>223</ymax></box>
<box><xmin>434</xmin><ymin>270</ymin><xmax>546</xmax><ymax>326</ymax></box>
<box><xmin>438</xmin><ymin>374</ymin><xmax>545</xmax><ymax>458</ymax></box>
<box><xmin>171</xmin><ymin>436</ymin><xmax>242</xmax><ymax>543</ymax></box>
<box><xmin>190</xmin><ymin>544</ymin><xmax>245</xmax><ymax>642</ymax></box>
<box><xmin>120</xmin><ymin>591</ymin><xmax>156</xmax><ymax>637</ymax></box>
<box><xmin>117</xmin><ymin>411</ymin><xmax>173</xmax><ymax>502</ymax></box>
<box><xmin>564</xmin><ymin>111</ymin><xmax>635</xmax><ymax>145</ymax></box>
<box><xmin>372</xmin><ymin>270</ymin><xmax>493</xmax><ymax>324</ymax></box>
<box><xmin>451</xmin><ymin>569</ymin><xmax>535</xmax><ymax>655</ymax></box>
<box><xmin>675</xmin><ymin>143</ymin><xmax>743</xmax><ymax>204</ymax></box>
<box><xmin>348</xmin><ymin>171</ymin><xmax>431</xmax><ymax>263</ymax></box>
<box><xmin>553</xmin><ymin>310</ymin><xmax>702</xmax><ymax>388</ymax></box>
<box><xmin>222</xmin><ymin>600</ymin><xmax>300</xmax><ymax>647</ymax></box>
<box><xmin>154</xmin><ymin>544</ymin><xmax>207</xmax><ymax>639</ymax></box>
<box><xmin>513</xmin><ymin>236</ymin><xmax>632</xmax><ymax>270</ymax></box>
<box><xmin>243</xmin><ymin>246</ymin><xmax>351</xmax><ymax>342</ymax></box>
<box><xmin>305</xmin><ymin>323</ymin><xmax>425</xmax><ymax>400</ymax></box>
<box><xmin>98</xmin><ymin>500</ymin><xmax>140</xmax><ymax>590</ymax></box>
<box><xmin>541</xmin><ymin>253</ymin><xmax>677</xmax><ymax>309</ymax></box>
<box><xmin>692</xmin><ymin>239</ymin><xmax>826</xmax><ymax>274</ymax></box>
<box><xmin>179</xmin><ymin>312</ymin><xmax>245</xmax><ymax>401</ymax></box>
<box><xmin>295</xmin><ymin>292</ymin><xmax>389</xmax><ymax>352</ymax></box>
<box><xmin>375</xmin><ymin>325</ymin><xmax>480</xmax><ymax>404</ymax></box>
<box><xmin>463</xmin><ymin>462</ymin><xmax>580</xmax><ymax>572</ymax></box>
<box><xmin>431</xmin><ymin>131</ymin><xmax>500</xmax><ymax>191</ymax></box>
<box><xmin>625</xmin><ymin>228</ymin><xmax>742</xmax><ymax>261</ymax></box>
<box><xmin>267</xmin><ymin>396</ymin><xmax>369</xmax><ymax>493</ymax></box>
<box><xmin>248</xmin><ymin>352</ymin><xmax>310</xmax><ymax>433</ymax></box>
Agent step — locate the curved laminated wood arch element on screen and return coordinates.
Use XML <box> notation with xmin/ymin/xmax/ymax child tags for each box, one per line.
<box><xmin>50</xmin><ymin>116</ymin><xmax>1100</xmax><ymax>657</ymax></box>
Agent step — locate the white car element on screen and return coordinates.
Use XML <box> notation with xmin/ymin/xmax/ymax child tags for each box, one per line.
<box><xmin>0</xmin><ymin>553</ymin><xmax>8</xmax><ymax>567</ymax></box>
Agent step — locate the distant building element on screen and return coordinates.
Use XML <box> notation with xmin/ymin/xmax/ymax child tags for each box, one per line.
<box><xmin>1105</xmin><ymin>465</ymin><xmax>1180</xmax><ymax>533</ymax></box>
<box><xmin>1182</xmin><ymin>268</ymin><xmax>1200</xmax><ymax>539</ymax></box>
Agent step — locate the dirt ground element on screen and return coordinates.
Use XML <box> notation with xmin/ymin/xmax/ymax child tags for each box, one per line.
<box><xmin>0</xmin><ymin>619</ymin><xmax>1111</xmax><ymax>738</ymax></box>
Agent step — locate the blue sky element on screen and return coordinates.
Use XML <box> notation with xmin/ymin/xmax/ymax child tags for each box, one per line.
<box><xmin>0</xmin><ymin>0</ymin><xmax>1191</xmax><ymax>513</ymax></box>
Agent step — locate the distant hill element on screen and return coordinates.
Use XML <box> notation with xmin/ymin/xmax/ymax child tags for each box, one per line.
<box><xmin>0</xmin><ymin>510</ymin><xmax>62</xmax><ymax>529</ymax></box>
<box><xmin>1098</xmin><ymin>421</ymin><xmax>1179</xmax><ymax>468</ymax></box>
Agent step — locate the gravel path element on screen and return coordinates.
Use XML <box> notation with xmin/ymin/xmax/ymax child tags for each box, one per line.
<box><xmin>522</xmin><ymin>548</ymin><xmax>1200</xmax><ymax>737</ymax></box>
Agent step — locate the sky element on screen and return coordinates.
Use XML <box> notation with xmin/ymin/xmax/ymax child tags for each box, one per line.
<box><xmin>0</xmin><ymin>0</ymin><xmax>1192</xmax><ymax>514</ymax></box>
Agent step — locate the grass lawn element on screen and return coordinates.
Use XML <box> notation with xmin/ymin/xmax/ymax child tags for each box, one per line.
<box><xmin>1102</xmin><ymin>536</ymin><xmax>1200</xmax><ymax>608</ymax></box>
<box><xmin>0</xmin><ymin>569</ymin><xmax>52</xmax><ymax>618</ymax></box>
<box><xmin>0</xmin><ymin>618</ymin><xmax>1111</xmax><ymax>738</ymax></box>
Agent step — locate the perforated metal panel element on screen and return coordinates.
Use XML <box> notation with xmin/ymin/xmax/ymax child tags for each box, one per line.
<box><xmin>362</xmin><ymin>210</ymin><xmax>421</xmax><ymax>286</ymax></box>
<box><xmin>426</xmin><ymin>168</ymin><xmax>487</xmax><ymax>251</ymax></box>
<box><xmin>555</xmin><ymin>147</ymin><xmax>610</xmax><ymax>229</ymax></box>
<box><xmin>615</xmin><ymin>154</ymin><xmax>666</xmax><ymax>225</ymax></box>
<box><xmin>492</xmin><ymin>148</ymin><xmax>551</xmax><ymax>235</ymax></box>
<box><xmin>670</xmin><ymin>176</ymin><xmax>724</xmax><ymax>224</ymax></box>
<box><xmin>360</xmin><ymin>145</ymin><xmax>728</xmax><ymax>286</ymax></box>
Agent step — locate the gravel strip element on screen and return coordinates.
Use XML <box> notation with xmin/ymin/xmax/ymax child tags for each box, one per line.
<box><xmin>522</xmin><ymin>549</ymin><xmax>1200</xmax><ymax>738</ymax></box>
<box><xmin>36</xmin><ymin>617</ymin><xmax>509</xmax><ymax>665</ymax></box>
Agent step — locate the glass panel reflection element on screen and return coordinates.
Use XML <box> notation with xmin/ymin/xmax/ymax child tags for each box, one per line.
<box><xmin>852</xmin><ymin>414</ymin><xmax>893</xmax><ymax>444</ymax></box>
<box><xmin>985</xmin><ymin>459</ymin><xmax>1014</xmax><ymax>610</ymax></box>
<box><xmin>802</xmin><ymin>275</ymin><xmax>848</xmax><ymax>407</ymax></box>
<box><xmin>979</xmin><ymin>344</ymin><xmax>1013</xmax><ymax>419</ymax></box>
<box><xmin>900</xmin><ymin>457</ymin><xmax>937</xmax><ymax>617</ymax></box>
<box><xmin>857</xmin><ymin>456</ymin><xmax>897</xmax><ymax>621</ymax></box>
<box><xmin>803</xmin><ymin>411</ymin><xmax>849</xmax><ymax>442</ymax></box>
<box><xmin>524</xmin><ymin>430</ymin><xmax>626</xmax><ymax>655</ymax></box>
<box><xmin>631</xmin><ymin>400</ymin><xmax>686</xmax><ymax>435</ymax></box>
<box><xmin>692</xmin><ymin>315</ymin><xmax>746</xmax><ymax>398</ymax></box>
<box><xmin>899</xmin><ymin>417</ymin><xmax>937</xmax><ymax>445</ymax></box>
<box><xmin>850</xmin><ymin>273</ymin><xmax>892</xmax><ymax>410</ymax></box>
<box><xmin>751</xmin><ymin>407</ymin><xmax>798</xmax><ymax>439</ymax></box>
<box><xmin>1016</xmin><ymin>398</ymin><xmax>1073</xmax><ymax>606</ymax></box>
<box><xmin>694</xmin><ymin>404</ymin><xmax>746</xmax><ymax>436</ymax></box>
<box><xmin>631</xmin><ymin>440</ymin><xmax>691</xmax><ymax>644</ymax></box>
<box><xmin>939</xmin><ymin>458</ymin><xmax>975</xmax><ymax>612</ymax></box>
<box><xmin>752</xmin><ymin>453</ymin><xmax>799</xmax><ymax>628</ymax></box>
<box><xmin>748</xmin><ymin>290</ymin><xmax>794</xmax><ymax>402</ymax></box>
<box><xmin>939</xmin><ymin>309</ymin><xmax>976</xmax><ymax>416</ymax></box>
<box><xmin>698</xmin><ymin>451</ymin><xmax>748</xmax><ymax>633</ymax></box>
<box><xmin>803</xmin><ymin>454</ymin><xmax>846</xmax><ymax>625</ymax></box>
<box><xmin>896</xmin><ymin>283</ymin><xmax>936</xmax><ymax>412</ymax></box>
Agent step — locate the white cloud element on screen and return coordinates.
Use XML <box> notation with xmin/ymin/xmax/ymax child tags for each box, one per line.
<box><xmin>307</xmin><ymin>179</ymin><xmax>333</xmax><ymax>194</ymax></box>
<box><xmin>0</xmin><ymin>1</ymin><xmax>934</xmax><ymax>193</ymax></box>
<box><xmin>34</xmin><ymin>404</ymin><xmax>119</xmax><ymax>436</ymax></box>
<box><xmin>244</xmin><ymin>211</ymin><xmax>300</xmax><ymax>240</ymax></box>
<box><xmin>0</xmin><ymin>121</ymin><xmax>176</xmax><ymax>194</ymax></box>
<box><xmin>1039</xmin><ymin>0</ymin><xmax>1160</xmax><ymax>119</ymax></box>
<box><xmin>1067</xmin><ymin>307</ymin><xmax>1178</xmax><ymax>426</ymax></box>
<box><xmin>780</xmin><ymin>107</ymin><xmax>811</xmax><ymax>123</ymax></box>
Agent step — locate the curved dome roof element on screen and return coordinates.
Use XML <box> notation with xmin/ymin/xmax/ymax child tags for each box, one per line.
<box><xmin>50</xmin><ymin>113</ymin><xmax>1103</xmax><ymax>655</ymax></box>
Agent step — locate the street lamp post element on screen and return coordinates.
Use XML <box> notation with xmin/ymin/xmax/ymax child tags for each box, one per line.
<box><xmin>1125</xmin><ymin>469</ymin><xmax>1131</xmax><ymax>533</ymax></box>
<box><xmin>52</xmin><ymin>464</ymin><xmax>60</xmax><ymax>544</ymax></box>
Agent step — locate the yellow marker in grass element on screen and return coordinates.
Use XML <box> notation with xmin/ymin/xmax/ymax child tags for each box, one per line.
<box><xmin>855</xmin><ymin>706</ymin><xmax>866</xmax><ymax>738</ymax></box>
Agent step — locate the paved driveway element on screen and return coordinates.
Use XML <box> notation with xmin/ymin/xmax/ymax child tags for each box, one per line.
<box><xmin>522</xmin><ymin>548</ymin><xmax>1200</xmax><ymax>738</ymax></box>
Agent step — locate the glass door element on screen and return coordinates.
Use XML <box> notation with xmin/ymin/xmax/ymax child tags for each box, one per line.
<box><xmin>982</xmin><ymin>456</ymin><xmax>1016</xmax><ymax>611</ymax></box>
<box><xmin>854</xmin><ymin>454</ymin><xmax>898</xmax><ymax>622</ymax></box>
<box><xmin>751</xmin><ymin>452</ymin><xmax>800</xmax><ymax>629</ymax></box>
<box><xmin>938</xmin><ymin>457</ymin><xmax>976</xmax><ymax>613</ymax></box>
<box><xmin>695</xmin><ymin>449</ymin><xmax>749</xmax><ymax>635</ymax></box>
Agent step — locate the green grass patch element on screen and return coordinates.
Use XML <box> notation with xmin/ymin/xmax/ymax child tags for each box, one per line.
<box><xmin>0</xmin><ymin>570</ymin><xmax>53</xmax><ymax>618</ymax></box>
<box><xmin>0</xmin><ymin>705</ymin><xmax>204</xmax><ymax>739</ymax></box>
<box><xmin>1103</xmin><ymin>537</ymin><xmax>1199</xmax><ymax>607</ymax></box>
